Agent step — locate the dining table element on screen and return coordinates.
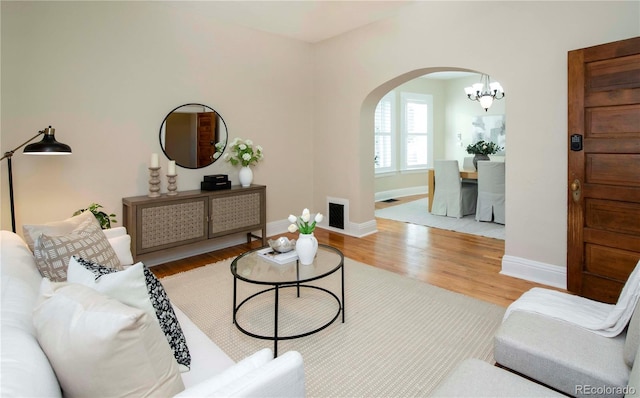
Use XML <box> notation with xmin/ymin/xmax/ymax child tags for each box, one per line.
<box><xmin>427</xmin><ymin>168</ymin><xmax>478</xmax><ymax>212</ymax></box>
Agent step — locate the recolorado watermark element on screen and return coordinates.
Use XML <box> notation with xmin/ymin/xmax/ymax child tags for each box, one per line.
<box><xmin>575</xmin><ymin>385</ymin><xmax>636</xmax><ymax>395</ymax></box>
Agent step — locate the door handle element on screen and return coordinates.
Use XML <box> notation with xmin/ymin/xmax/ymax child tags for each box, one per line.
<box><xmin>570</xmin><ymin>179</ymin><xmax>581</xmax><ymax>203</ymax></box>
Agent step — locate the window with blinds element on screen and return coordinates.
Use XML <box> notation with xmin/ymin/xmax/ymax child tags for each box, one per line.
<box><xmin>401</xmin><ymin>93</ymin><xmax>432</xmax><ymax>170</ymax></box>
<box><xmin>375</xmin><ymin>91</ymin><xmax>432</xmax><ymax>175</ymax></box>
<box><xmin>374</xmin><ymin>91</ymin><xmax>395</xmax><ymax>173</ymax></box>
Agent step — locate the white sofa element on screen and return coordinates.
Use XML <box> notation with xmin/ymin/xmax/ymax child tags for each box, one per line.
<box><xmin>1</xmin><ymin>230</ymin><xmax>305</xmax><ymax>397</ymax></box>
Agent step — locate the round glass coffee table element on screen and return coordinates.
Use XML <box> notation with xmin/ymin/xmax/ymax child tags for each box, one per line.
<box><xmin>230</xmin><ymin>244</ymin><xmax>344</xmax><ymax>357</ymax></box>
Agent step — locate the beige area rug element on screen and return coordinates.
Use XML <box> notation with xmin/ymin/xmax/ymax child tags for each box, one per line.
<box><xmin>376</xmin><ymin>198</ymin><xmax>505</xmax><ymax>240</ymax></box>
<box><xmin>161</xmin><ymin>257</ymin><xmax>506</xmax><ymax>397</ymax></box>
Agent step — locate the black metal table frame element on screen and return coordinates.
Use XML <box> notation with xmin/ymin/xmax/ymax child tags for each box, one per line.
<box><xmin>231</xmin><ymin>244</ymin><xmax>344</xmax><ymax>357</ymax></box>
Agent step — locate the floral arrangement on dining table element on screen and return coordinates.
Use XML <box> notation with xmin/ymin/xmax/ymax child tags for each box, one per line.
<box><xmin>466</xmin><ymin>140</ymin><xmax>503</xmax><ymax>155</ymax></box>
<box><xmin>222</xmin><ymin>138</ymin><xmax>264</xmax><ymax>167</ymax></box>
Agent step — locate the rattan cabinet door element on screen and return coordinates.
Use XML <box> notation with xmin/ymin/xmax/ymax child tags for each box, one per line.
<box><xmin>209</xmin><ymin>188</ymin><xmax>265</xmax><ymax>238</ymax></box>
<box><xmin>137</xmin><ymin>196</ymin><xmax>208</xmax><ymax>254</ymax></box>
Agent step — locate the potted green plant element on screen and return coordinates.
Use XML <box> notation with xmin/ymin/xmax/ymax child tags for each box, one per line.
<box><xmin>73</xmin><ymin>203</ymin><xmax>117</xmax><ymax>230</ymax></box>
<box><xmin>466</xmin><ymin>140</ymin><xmax>503</xmax><ymax>168</ymax></box>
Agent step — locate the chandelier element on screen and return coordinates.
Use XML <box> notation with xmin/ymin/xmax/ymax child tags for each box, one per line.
<box><xmin>464</xmin><ymin>74</ymin><xmax>505</xmax><ymax>111</ymax></box>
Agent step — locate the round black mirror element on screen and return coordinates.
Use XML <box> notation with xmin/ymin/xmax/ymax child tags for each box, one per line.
<box><xmin>159</xmin><ymin>103</ymin><xmax>228</xmax><ymax>169</ymax></box>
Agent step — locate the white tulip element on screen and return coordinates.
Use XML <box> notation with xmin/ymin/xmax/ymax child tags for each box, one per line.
<box><xmin>222</xmin><ymin>153</ymin><xmax>230</xmax><ymax>161</ymax></box>
<box><xmin>242</xmin><ymin>153</ymin><xmax>252</xmax><ymax>161</ymax></box>
<box><xmin>301</xmin><ymin>208</ymin><xmax>311</xmax><ymax>222</ymax></box>
<box><xmin>315</xmin><ymin>213</ymin><xmax>324</xmax><ymax>223</ymax></box>
<box><xmin>288</xmin><ymin>214</ymin><xmax>297</xmax><ymax>223</ymax></box>
<box><xmin>288</xmin><ymin>224</ymin><xmax>298</xmax><ymax>233</ymax></box>
<box><xmin>239</xmin><ymin>144</ymin><xmax>247</xmax><ymax>150</ymax></box>
<box><xmin>245</xmin><ymin>139</ymin><xmax>253</xmax><ymax>146</ymax></box>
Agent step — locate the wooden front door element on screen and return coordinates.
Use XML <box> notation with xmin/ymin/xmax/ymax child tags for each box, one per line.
<box><xmin>197</xmin><ymin>112</ymin><xmax>217</xmax><ymax>168</ymax></box>
<box><xmin>567</xmin><ymin>36</ymin><xmax>640</xmax><ymax>304</ymax></box>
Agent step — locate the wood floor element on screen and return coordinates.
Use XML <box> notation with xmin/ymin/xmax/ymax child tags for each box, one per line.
<box><xmin>152</xmin><ymin>196</ymin><xmax>553</xmax><ymax>307</ymax></box>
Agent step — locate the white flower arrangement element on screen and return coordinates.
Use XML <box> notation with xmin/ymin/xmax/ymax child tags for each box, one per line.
<box><xmin>288</xmin><ymin>208</ymin><xmax>323</xmax><ymax>234</ymax></box>
<box><xmin>222</xmin><ymin>138</ymin><xmax>264</xmax><ymax>167</ymax></box>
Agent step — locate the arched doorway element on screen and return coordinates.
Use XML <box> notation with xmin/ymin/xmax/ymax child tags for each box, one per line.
<box><xmin>362</xmin><ymin>67</ymin><xmax>507</xmax><ymax>226</ymax></box>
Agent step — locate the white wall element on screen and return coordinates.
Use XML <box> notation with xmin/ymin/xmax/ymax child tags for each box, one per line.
<box><xmin>1</xmin><ymin>1</ymin><xmax>314</xmax><ymax>232</ymax></box>
<box><xmin>2</xmin><ymin>1</ymin><xmax>639</xmax><ymax>285</ymax></box>
<box><xmin>311</xmin><ymin>1</ymin><xmax>639</xmax><ymax>282</ymax></box>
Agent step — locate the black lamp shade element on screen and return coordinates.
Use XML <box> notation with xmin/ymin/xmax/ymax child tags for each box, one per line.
<box><xmin>23</xmin><ymin>127</ymin><xmax>72</xmax><ymax>155</ymax></box>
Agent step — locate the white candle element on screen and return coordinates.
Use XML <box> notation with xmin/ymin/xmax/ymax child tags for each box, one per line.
<box><xmin>168</xmin><ymin>160</ymin><xmax>176</xmax><ymax>175</ymax></box>
<box><xmin>150</xmin><ymin>153</ymin><xmax>159</xmax><ymax>168</ymax></box>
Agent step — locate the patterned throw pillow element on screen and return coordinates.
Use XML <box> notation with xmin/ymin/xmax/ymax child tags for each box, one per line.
<box><xmin>33</xmin><ymin>216</ymin><xmax>121</xmax><ymax>282</ymax></box>
<box><xmin>72</xmin><ymin>257</ymin><xmax>191</xmax><ymax>371</ymax></box>
<box><xmin>23</xmin><ymin>210</ymin><xmax>95</xmax><ymax>252</ymax></box>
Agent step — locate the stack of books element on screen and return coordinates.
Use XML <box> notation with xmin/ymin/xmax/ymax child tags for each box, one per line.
<box><xmin>257</xmin><ymin>248</ymin><xmax>298</xmax><ymax>265</ymax></box>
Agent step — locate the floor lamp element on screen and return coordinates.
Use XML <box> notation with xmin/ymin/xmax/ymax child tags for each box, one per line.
<box><xmin>1</xmin><ymin>126</ymin><xmax>72</xmax><ymax>232</ymax></box>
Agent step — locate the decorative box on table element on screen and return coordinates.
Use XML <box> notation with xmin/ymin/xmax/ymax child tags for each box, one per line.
<box><xmin>201</xmin><ymin>174</ymin><xmax>231</xmax><ymax>191</ymax></box>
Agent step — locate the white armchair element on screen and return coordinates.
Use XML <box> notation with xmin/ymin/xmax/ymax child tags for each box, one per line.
<box><xmin>431</xmin><ymin>160</ymin><xmax>477</xmax><ymax>218</ymax></box>
<box><xmin>475</xmin><ymin>161</ymin><xmax>505</xmax><ymax>224</ymax></box>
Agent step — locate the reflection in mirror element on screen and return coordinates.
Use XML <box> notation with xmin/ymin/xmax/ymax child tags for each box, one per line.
<box><xmin>159</xmin><ymin>103</ymin><xmax>228</xmax><ymax>169</ymax></box>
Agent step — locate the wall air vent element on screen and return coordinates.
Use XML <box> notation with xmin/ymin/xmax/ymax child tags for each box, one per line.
<box><xmin>329</xmin><ymin>202</ymin><xmax>345</xmax><ymax>230</ymax></box>
<box><xmin>326</xmin><ymin>197</ymin><xmax>349</xmax><ymax>231</ymax></box>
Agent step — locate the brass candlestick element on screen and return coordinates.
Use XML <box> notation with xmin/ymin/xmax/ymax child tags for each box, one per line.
<box><xmin>148</xmin><ymin>167</ymin><xmax>161</xmax><ymax>198</ymax></box>
<box><xmin>167</xmin><ymin>174</ymin><xmax>178</xmax><ymax>196</ymax></box>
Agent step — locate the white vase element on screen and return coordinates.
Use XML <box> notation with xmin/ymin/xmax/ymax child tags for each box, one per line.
<box><xmin>238</xmin><ymin>166</ymin><xmax>253</xmax><ymax>187</ymax></box>
<box><xmin>296</xmin><ymin>233</ymin><xmax>318</xmax><ymax>265</ymax></box>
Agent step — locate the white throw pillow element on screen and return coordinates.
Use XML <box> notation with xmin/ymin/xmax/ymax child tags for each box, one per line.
<box><xmin>33</xmin><ymin>279</ymin><xmax>185</xmax><ymax>398</ymax></box>
<box><xmin>67</xmin><ymin>258</ymin><xmax>155</xmax><ymax>319</ymax></box>
<box><xmin>22</xmin><ymin>210</ymin><xmax>95</xmax><ymax>252</ymax></box>
<box><xmin>67</xmin><ymin>256</ymin><xmax>191</xmax><ymax>372</ymax></box>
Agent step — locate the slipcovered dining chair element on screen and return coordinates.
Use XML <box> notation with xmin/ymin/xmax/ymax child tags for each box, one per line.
<box><xmin>462</xmin><ymin>156</ymin><xmax>478</xmax><ymax>185</ymax></box>
<box><xmin>475</xmin><ymin>161</ymin><xmax>505</xmax><ymax>224</ymax></box>
<box><xmin>463</xmin><ymin>156</ymin><xmax>476</xmax><ymax>171</ymax></box>
<box><xmin>431</xmin><ymin>160</ymin><xmax>477</xmax><ymax>218</ymax></box>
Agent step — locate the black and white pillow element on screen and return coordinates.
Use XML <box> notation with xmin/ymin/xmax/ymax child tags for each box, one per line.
<box><xmin>72</xmin><ymin>257</ymin><xmax>191</xmax><ymax>370</ymax></box>
<box><xmin>141</xmin><ymin>267</ymin><xmax>191</xmax><ymax>371</ymax></box>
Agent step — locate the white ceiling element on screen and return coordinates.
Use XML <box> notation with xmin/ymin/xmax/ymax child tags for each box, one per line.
<box><xmin>175</xmin><ymin>0</ymin><xmax>415</xmax><ymax>43</ymax></box>
<box><xmin>423</xmin><ymin>71</ymin><xmax>478</xmax><ymax>80</ymax></box>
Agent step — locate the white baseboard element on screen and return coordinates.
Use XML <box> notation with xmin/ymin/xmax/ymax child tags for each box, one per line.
<box><xmin>267</xmin><ymin>219</ymin><xmax>291</xmax><ymax>236</ymax></box>
<box><xmin>501</xmin><ymin>255</ymin><xmax>567</xmax><ymax>289</ymax></box>
<box><xmin>271</xmin><ymin>218</ymin><xmax>378</xmax><ymax>238</ymax></box>
<box><xmin>375</xmin><ymin>186</ymin><xmax>428</xmax><ymax>202</ymax></box>
<box><xmin>347</xmin><ymin>219</ymin><xmax>378</xmax><ymax>238</ymax></box>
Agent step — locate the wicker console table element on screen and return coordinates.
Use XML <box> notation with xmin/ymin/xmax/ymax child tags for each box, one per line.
<box><xmin>122</xmin><ymin>185</ymin><xmax>266</xmax><ymax>263</ymax></box>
